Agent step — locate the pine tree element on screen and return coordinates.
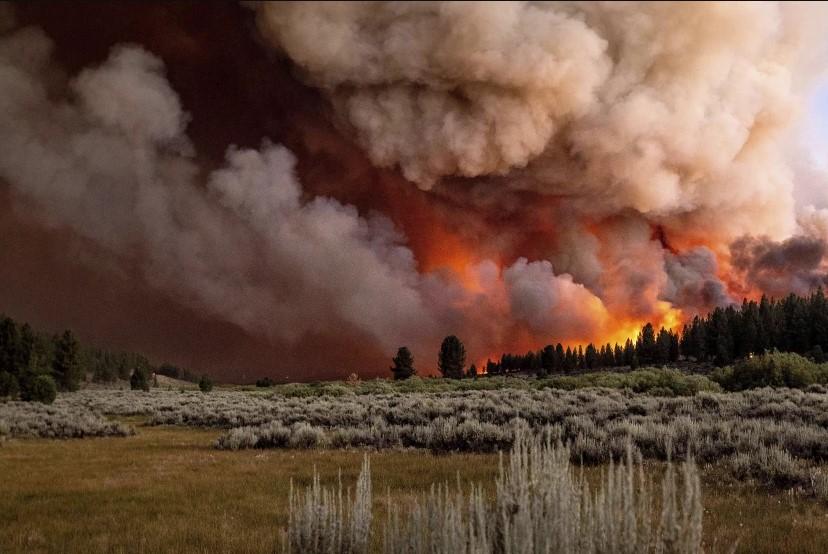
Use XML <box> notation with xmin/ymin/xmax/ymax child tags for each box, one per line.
<box><xmin>623</xmin><ymin>339</ymin><xmax>635</xmax><ymax>366</ymax></box>
<box><xmin>614</xmin><ymin>343</ymin><xmax>624</xmax><ymax>367</ymax></box>
<box><xmin>655</xmin><ymin>327</ymin><xmax>671</xmax><ymax>364</ymax></box>
<box><xmin>17</xmin><ymin>323</ymin><xmax>35</xmax><ymax>375</ymax></box>
<box><xmin>604</xmin><ymin>343</ymin><xmax>615</xmax><ymax>367</ymax></box>
<box><xmin>564</xmin><ymin>347</ymin><xmax>575</xmax><ymax>372</ymax></box>
<box><xmin>466</xmin><ymin>364</ymin><xmax>478</xmax><ymax>379</ymax></box>
<box><xmin>390</xmin><ymin>346</ymin><xmax>416</xmax><ymax>380</ymax></box>
<box><xmin>709</xmin><ymin>308</ymin><xmax>734</xmax><ymax>366</ymax></box>
<box><xmin>0</xmin><ymin>370</ymin><xmax>19</xmax><ymax>398</ymax></box>
<box><xmin>130</xmin><ymin>366</ymin><xmax>150</xmax><ymax>391</ymax></box>
<box><xmin>52</xmin><ymin>330</ymin><xmax>82</xmax><ymax>392</ymax></box>
<box><xmin>0</xmin><ymin>316</ymin><xmax>20</xmax><ymax>376</ymax></box>
<box><xmin>584</xmin><ymin>343</ymin><xmax>597</xmax><ymax>369</ymax></box>
<box><xmin>199</xmin><ymin>374</ymin><xmax>214</xmax><ymax>393</ymax></box>
<box><xmin>524</xmin><ymin>351</ymin><xmax>539</xmax><ymax>372</ymax></box>
<box><xmin>438</xmin><ymin>335</ymin><xmax>466</xmax><ymax>379</ymax></box>
<box><xmin>811</xmin><ymin>288</ymin><xmax>828</xmax><ymax>351</ymax></box>
<box><xmin>637</xmin><ymin>323</ymin><xmax>657</xmax><ymax>364</ymax></box>
<box><xmin>757</xmin><ymin>295</ymin><xmax>774</xmax><ymax>353</ymax></box>
<box><xmin>540</xmin><ymin>345</ymin><xmax>556</xmax><ymax>376</ymax></box>
<box><xmin>739</xmin><ymin>299</ymin><xmax>759</xmax><ymax>357</ymax></box>
<box><xmin>669</xmin><ymin>331</ymin><xmax>680</xmax><ymax>362</ymax></box>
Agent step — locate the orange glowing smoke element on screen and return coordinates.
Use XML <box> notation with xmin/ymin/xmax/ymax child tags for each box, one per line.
<box><xmin>415</xmin><ymin>223</ymin><xmax>493</xmax><ymax>294</ymax></box>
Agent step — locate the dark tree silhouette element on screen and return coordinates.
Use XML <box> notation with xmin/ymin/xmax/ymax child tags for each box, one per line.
<box><xmin>52</xmin><ymin>330</ymin><xmax>82</xmax><ymax>392</ymax></box>
<box><xmin>130</xmin><ymin>367</ymin><xmax>150</xmax><ymax>391</ymax></box>
<box><xmin>637</xmin><ymin>323</ymin><xmax>657</xmax><ymax>364</ymax></box>
<box><xmin>390</xmin><ymin>346</ymin><xmax>416</xmax><ymax>380</ymax></box>
<box><xmin>438</xmin><ymin>335</ymin><xmax>466</xmax><ymax>379</ymax></box>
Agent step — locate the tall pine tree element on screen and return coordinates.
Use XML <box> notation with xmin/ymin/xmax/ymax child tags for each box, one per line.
<box><xmin>438</xmin><ymin>335</ymin><xmax>466</xmax><ymax>379</ymax></box>
<box><xmin>52</xmin><ymin>330</ymin><xmax>82</xmax><ymax>391</ymax></box>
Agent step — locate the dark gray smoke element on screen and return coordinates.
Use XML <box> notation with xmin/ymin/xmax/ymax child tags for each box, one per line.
<box><xmin>731</xmin><ymin>235</ymin><xmax>828</xmax><ymax>296</ymax></box>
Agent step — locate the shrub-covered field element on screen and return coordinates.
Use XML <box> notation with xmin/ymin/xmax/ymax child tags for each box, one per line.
<box><xmin>5</xmin><ymin>424</ymin><xmax>828</xmax><ymax>553</ymax></box>
<box><xmin>4</xmin><ymin>381</ymin><xmax>828</xmax><ymax>500</ymax></box>
<box><xmin>0</xmin><ymin>400</ymin><xmax>133</xmax><ymax>440</ymax></box>
<box><xmin>4</xmin><ymin>373</ymin><xmax>828</xmax><ymax>552</ymax></box>
<box><xmin>5</xmin><ymin>354</ymin><xmax>828</xmax><ymax>552</ymax></box>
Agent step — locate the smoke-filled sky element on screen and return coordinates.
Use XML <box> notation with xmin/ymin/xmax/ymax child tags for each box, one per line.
<box><xmin>1</xmin><ymin>2</ymin><xmax>828</xmax><ymax>381</ymax></box>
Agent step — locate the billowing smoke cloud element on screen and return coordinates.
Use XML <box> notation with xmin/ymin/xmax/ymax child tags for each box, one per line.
<box><xmin>664</xmin><ymin>248</ymin><xmax>734</xmax><ymax>313</ymax></box>
<box><xmin>0</xmin><ymin>25</ymin><xmax>438</xmax><ymax>354</ymax></box>
<box><xmin>254</xmin><ymin>1</ymin><xmax>828</xmax><ymax>336</ymax></box>
<box><xmin>503</xmin><ymin>258</ymin><xmax>606</xmax><ymax>339</ymax></box>
<box><xmin>0</xmin><ymin>15</ymin><xmax>621</xmax><ymax>369</ymax></box>
<box><xmin>255</xmin><ymin>1</ymin><xmax>609</xmax><ymax>188</ymax></box>
<box><xmin>2</xmin><ymin>2</ymin><xmax>828</xmax><ymax>378</ymax></box>
<box><xmin>254</xmin><ymin>2</ymin><xmax>826</xmax><ymax>238</ymax></box>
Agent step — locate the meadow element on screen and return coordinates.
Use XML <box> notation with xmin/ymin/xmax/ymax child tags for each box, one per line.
<box><xmin>3</xmin><ymin>375</ymin><xmax>828</xmax><ymax>552</ymax></box>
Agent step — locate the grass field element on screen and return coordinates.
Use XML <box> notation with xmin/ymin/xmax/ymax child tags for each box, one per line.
<box><xmin>1</xmin><ymin>422</ymin><xmax>828</xmax><ymax>553</ymax></box>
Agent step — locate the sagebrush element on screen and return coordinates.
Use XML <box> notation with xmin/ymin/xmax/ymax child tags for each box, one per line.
<box><xmin>284</xmin><ymin>434</ymin><xmax>703</xmax><ymax>554</ymax></box>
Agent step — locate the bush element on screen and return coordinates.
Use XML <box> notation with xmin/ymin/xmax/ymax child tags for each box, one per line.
<box><xmin>130</xmin><ymin>368</ymin><xmax>150</xmax><ymax>391</ymax></box>
<box><xmin>273</xmin><ymin>383</ymin><xmax>317</xmax><ymax>398</ymax></box>
<box><xmin>317</xmin><ymin>383</ymin><xmax>354</xmax><ymax>397</ymax></box>
<box><xmin>199</xmin><ymin>375</ymin><xmax>214</xmax><ymax>393</ymax></box>
<box><xmin>715</xmin><ymin>352</ymin><xmax>828</xmax><ymax>391</ymax></box>
<box><xmin>354</xmin><ymin>379</ymin><xmax>395</xmax><ymax>395</ymax></box>
<box><xmin>538</xmin><ymin>368</ymin><xmax>720</xmax><ymax>396</ymax></box>
<box><xmin>726</xmin><ymin>444</ymin><xmax>809</xmax><ymax>488</ymax></box>
<box><xmin>255</xmin><ymin>377</ymin><xmax>275</xmax><ymax>388</ymax></box>
<box><xmin>27</xmin><ymin>375</ymin><xmax>57</xmax><ymax>404</ymax></box>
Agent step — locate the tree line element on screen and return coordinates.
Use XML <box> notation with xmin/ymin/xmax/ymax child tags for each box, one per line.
<box><xmin>680</xmin><ymin>290</ymin><xmax>828</xmax><ymax>366</ymax></box>
<box><xmin>390</xmin><ymin>289</ymin><xmax>828</xmax><ymax>379</ymax></box>
<box><xmin>390</xmin><ymin>326</ymin><xmax>679</xmax><ymax>380</ymax></box>
<box><xmin>0</xmin><ymin>316</ymin><xmax>82</xmax><ymax>402</ymax></box>
<box><xmin>0</xmin><ymin>313</ymin><xmax>208</xmax><ymax>402</ymax></box>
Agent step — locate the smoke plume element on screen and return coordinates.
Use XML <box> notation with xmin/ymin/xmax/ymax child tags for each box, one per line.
<box><xmin>1</xmin><ymin>2</ymin><xmax>827</xmax><ymax>378</ymax></box>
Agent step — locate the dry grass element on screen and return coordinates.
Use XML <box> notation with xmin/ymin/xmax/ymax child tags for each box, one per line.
<box><xmin>1</xmin><ymin>423</ymin><xmax>827</xmax><ymax>553</ymax></box>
